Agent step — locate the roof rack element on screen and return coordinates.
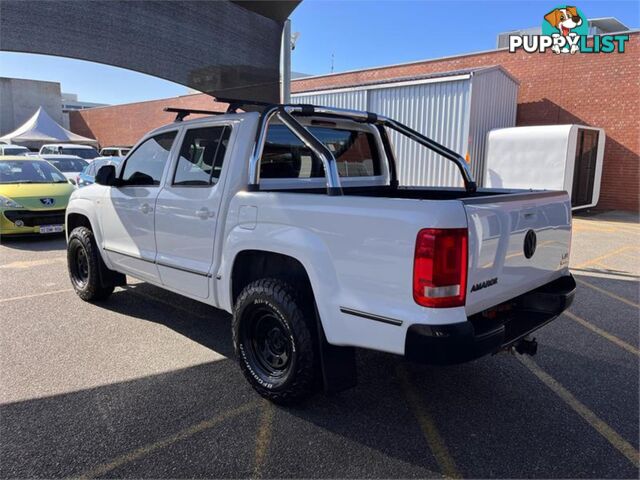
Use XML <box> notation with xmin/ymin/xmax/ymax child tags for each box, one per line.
<box><xmin>215</xmin><ymin>97</ymin><xmax>272</xmax><ymax>113</ymax></box>
<box><xmin>163</xmin><ymin>107</ymin><xmax>224</xmax><ymax>122</ymax></box>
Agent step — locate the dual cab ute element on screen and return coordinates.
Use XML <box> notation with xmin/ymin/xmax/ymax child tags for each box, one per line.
<box><xmin>66</xmin><ymin>101</ymin><xmax>576</xmax><ymax>404</ymax></box>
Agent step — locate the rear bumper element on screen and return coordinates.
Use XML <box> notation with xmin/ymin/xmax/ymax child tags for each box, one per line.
<box><xmin>404</xmin><ymin>274</ymin><xmax>576</xmax><ymax>365</ymax></box>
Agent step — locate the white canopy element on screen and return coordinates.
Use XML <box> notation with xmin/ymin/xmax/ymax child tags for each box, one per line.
<box><xmin>0</xmin><ymin>107</ymin><xmax>98</xmax><ymax>148</ymax></box>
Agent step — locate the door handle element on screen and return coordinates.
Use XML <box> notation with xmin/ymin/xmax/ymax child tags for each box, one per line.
<box><xmin>139</xmin><ymin>203</ymin><xmax>153</xmax><ymax>214</ymax></box>
<box><xmin>196</xmin><ymin>207</ymin><xmax>214</xmax><ymax>219</ymax></box>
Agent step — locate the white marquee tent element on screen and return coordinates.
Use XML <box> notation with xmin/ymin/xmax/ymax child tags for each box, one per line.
<box><xmin>0</xmin><ymin>107</ymin><xmax>98</xmax><ymax>149</ymax></box>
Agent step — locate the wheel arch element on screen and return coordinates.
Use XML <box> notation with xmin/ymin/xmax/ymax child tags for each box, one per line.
<box><xmin>65</xmin><ymin>199</ymin><xmax>100</xmax><ymax>240</ymax></box>
<box><xmin>231</xmin><ymin>250</ymin><xmax>314</xmax><ymax>306</ymax></box>
<box><xmin>65</xmin><ymin>200</ymin><xmax>112</xmax><ymax>271</ymax></box>
<box><xmin>229</xmin><ymin>248</ymin><xmax>358</xmax><ymax>395</ymax></box>
<box><xmin>67</xmin><ymin>212</ymin><xmax>93</xmax><ymax>233</ymax></box>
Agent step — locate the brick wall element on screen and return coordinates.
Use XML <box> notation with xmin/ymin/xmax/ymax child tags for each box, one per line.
<box><xmin>70</xmin><ymin>32</ymin><xmax>639</xmax><ymax>211</ymax></box>
<box><xmin>70</xmin><ymin>94</ymin><xmax>226</xmax><ymax>148</ymax></box>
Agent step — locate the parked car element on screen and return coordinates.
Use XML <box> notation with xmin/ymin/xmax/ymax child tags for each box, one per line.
<box><xmin>39</xmin><ymin>144</ymin><xmax>100</xmax><ymax>160</ymax></box>
<box><xmin>76</xmin><ymin>157</ymin><xmax>123</xmax><ymax>187</ymax></box>
<box><xmin>0</xmin><ymin>156</ymin><xmax>74</xmax><ymax>235</ymax></box>
<box><xmin>65</xmin><ymin>103</ymin><xmax>575</xmax><ymax>404</ymax></box>
<box><xmin>99</xmin><ymin>146</ymin><xmax>131</xmax><ymax>157</ymax></box>
<box><xmin>39</xmin><ymin>154</ymin><xmax>88</xmax><ymax>185</ymax></box>
<box><xmin>0</xmin><ymin>145</ymin><xmax>31</xmax><ymax>156</ymax></box>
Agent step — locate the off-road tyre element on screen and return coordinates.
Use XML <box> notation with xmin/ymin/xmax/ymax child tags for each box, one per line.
<box><xmin>67</xmin><ymin>226</ymin><xmax>115</xmax><ymax>301</ymax></box>
<box><xmin>232</xmin><ymin>278</ymin><xmax>319</xmax><ymax>404</ymax></box>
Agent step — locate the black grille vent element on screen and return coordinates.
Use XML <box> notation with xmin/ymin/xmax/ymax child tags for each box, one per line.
<box><xmin>3</xmin><ymin>210</ymin><xmax>65</xmax><ymax>227</ymax></box>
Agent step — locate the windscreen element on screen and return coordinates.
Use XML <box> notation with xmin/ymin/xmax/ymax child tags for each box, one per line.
<box><xmin>0</xmin><ymin>160</ymin><xmax>68</xmax><ymax>184</ymax></box>
<box><xmin>48</xmin><ymin>158</ymin><xmax>88</xmax><ymax>172</ymax></box>
<box><xmin>60</xmin><ymin>148</ymin><xmax>99</xmax><ymax>159</ymax></box>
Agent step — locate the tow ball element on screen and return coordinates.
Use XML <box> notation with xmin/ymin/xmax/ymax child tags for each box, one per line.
<box><xmin>512</xmin><ymin>336</ymin><xmax>538</xmax><ymax>356</ymax></box>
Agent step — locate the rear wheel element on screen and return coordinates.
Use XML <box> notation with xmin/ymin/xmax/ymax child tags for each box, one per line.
<box><xmin>67</xmin><ymin>226</ymin><xmax>114</xmax><ymax>301</ymax></box>
<box><xmin>232</xmin><ymin>278</ymin><xmax>319</xmax><ymax>404</ymax></box>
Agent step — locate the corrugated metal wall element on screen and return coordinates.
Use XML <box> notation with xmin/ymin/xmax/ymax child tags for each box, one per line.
<box><xmin>292</xmin><ymin>68</ymin><xmax>518</xmax><ymax>187</ymax></box>
<box><xmin>467</xmin><ymin>69</ymin><xmax>518</xmax><ymax>184</ymax></box>
<box><xmin>291</xmin><ymin>89</ymin><xmax>367</xmax><ymax>111</ymax></box>
<box><xmin>368</xmin><ymin>79</ymin><xmax>470</xmax><ymax>187</ymax></box>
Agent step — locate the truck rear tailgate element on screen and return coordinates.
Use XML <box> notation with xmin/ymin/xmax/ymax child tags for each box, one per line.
<box><xmin>464</xmin><ymin>191</ymin><xmax>572</xmax><ymax>316</ymax></box>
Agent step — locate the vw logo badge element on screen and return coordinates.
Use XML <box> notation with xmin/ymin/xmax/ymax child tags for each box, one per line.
<box><xmin>524</xmin><ymin>229</ymin><xmax>537</xmax><ymax>259</ymax></box>
<box><xmin>40</xmin><ymin>198</ymin><xmax>55</xmax><ymax>206</ymax></box>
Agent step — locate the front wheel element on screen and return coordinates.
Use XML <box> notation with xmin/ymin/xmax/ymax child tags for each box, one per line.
<box><xmin>232</xmin><ymin>278</ymin><xmax>319</xmax><ymax>404</ymax></box>
<box><xmin>67</xmin><ymin>226</ymin><xmax>114</xmax><ymax>301</ymax></box>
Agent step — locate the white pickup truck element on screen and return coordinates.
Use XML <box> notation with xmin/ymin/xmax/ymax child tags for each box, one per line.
<box><xmin>65</xmin><ymin>101</ymin><xmax>576</xmax><ymax>404</ymax></box>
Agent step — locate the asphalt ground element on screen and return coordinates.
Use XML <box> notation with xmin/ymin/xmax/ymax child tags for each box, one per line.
<box><xmin>0</xmin><ymin>211</ymin><xmax>638</xmax><ymax>479</ymax></box>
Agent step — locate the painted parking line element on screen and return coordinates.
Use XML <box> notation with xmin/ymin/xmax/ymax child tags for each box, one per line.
<box><xmin>0</xmin><ymin>257</ymin><xmax>66</xmax><ymax>269</ymax></box>
<box><xmin>573</xmin><ymin>246</ymin><xmax>635</xmax><ymax>270</ymax></box>
<box><xmin>575</xmin><ymin>277</ymin><xmax>639</xmax><ymax>309</ymax></box>
<box><xmin>519</xmin><ymin>356</ymin><xmax>640</xmax><ymax>469</ymax></box>
<box><xmin>572</xmin><ymin>224</ymin><xmax>617</xmax><ymax>233</ymax></box>
<box><xmin>565</xmin><ymin>311</ymin><xmax>639</xmax><ymax>356</ymax></box>
<box><xmin>78</xmin><ymin>400</ymin><xmax>260</xmax><ymax>479</ymax></box>
<box><xmin>592</xmin><ymin>263</ymin><xmax>640</xmax><ymax>278</ymax></box>
<box><xmin>572</xmin><ymin>221</ymin><xmax>640</xmax><ymax>235</ymax></box>
<box><xmin>0</xmin><ymin>288</ymin><xmax>74</xmax><ymax>303</ymax></box>
<box><xmin>397</xmin><ymin>365</ymin><xmax>460</xmax><ymax>479</ymax></box>
<box><xmin>252</xmin><ymin>400</ymin><xmax>275</xmax><ymax>479</ymax></box>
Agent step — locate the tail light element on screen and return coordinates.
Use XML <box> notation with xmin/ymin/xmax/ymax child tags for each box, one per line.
<box><xmin>413</xmin><ymin>228</ymin><xmax>468</xmax><ymax>308</ymax></box>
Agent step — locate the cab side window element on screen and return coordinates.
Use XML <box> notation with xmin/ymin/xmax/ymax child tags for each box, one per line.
<box><xmin>121</xmin><ymin>131</ymin><xmax>176</xmax><ymax>186</ymax></box>
<box><xmin>173</xmin><ymin>126</ymin><xmax>231</xmax><ymax>186</ymax></box>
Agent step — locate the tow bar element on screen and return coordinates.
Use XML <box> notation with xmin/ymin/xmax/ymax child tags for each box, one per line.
<box><xmin>513</xmin><ymin>336</ymin><xmax>538</xmax><ymax>356</ymax></box>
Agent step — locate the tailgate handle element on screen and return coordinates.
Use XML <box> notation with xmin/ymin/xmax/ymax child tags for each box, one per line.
<box><xmin>523</xmin><ymin>212</ymin><xmax>537</xmax><ymax>219</ymax></box>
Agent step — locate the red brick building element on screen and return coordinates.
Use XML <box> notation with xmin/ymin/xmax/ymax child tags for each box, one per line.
<box><xmin>70</xmin><ymin>32</ymin><xmax>639</xmax><ymax>211</ymax></box>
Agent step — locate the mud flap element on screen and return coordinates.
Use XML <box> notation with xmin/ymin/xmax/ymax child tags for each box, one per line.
<box><xmin>97</xmin><ymin>250</ymin><xmax>126</xmax><ymax>288</ymax></box>
<box><xmin>316</xmin><ymin>317</ymin><xmax>358</xmax><ymax>394</ymax></box>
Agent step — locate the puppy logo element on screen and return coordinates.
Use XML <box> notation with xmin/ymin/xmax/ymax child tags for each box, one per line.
<box><xmin>542</xmin><ymin>5</ymin><xmax>587</xmax><ymax>54</ymax></box>
<box><xmin>509</xmin><ymin>5</ymin><xmax>629</xmax><ymax>55</ymax></box>
<box><xmin>544</xmin><ymin>6</ymin><xmax>582</xmax><ymax>37</ymax></box>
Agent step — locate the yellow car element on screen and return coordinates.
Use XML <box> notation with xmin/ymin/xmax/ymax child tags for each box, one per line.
<box><xmin>0</xmin><ymin>155</ymin><xmax>75</xmax><ymax>235</ymax></box>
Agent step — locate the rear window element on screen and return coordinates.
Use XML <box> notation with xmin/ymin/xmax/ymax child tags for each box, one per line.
<box><xmin>260</xmin><ymin>125</ymin><xmax>381</xmax><ymax>179</ymax></box>
<box><xmin>60</xmin><ymin>147</ymin><xmax>99</xmax><ymax>159</ymax></box>
<box><xmin>2</xmin><ymin>147</ymin><xmax>29</xmax><ymax>155</ymax></box>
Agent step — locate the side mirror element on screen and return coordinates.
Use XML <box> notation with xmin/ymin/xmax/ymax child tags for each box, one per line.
<box><xmin>95</xmin><ymin>165</ymin><xmax>117</xmax><ymax>186</ymax></box>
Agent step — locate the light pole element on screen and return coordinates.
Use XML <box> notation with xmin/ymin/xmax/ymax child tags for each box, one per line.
<box><xmin>280</xmin><ymin>19</ymin><xmax>299</xmax><ymax>103</ymax></box>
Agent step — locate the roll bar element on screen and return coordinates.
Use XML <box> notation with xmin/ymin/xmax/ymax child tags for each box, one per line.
<box><xmin>244</xmin><ymin>102</ymin><xmax>477</xmax><ymax>195</ymax></box>
<box><xmin>276</xmin><ymin>110</ymin><xmax>343</xmax><ymax>196</ymax></box>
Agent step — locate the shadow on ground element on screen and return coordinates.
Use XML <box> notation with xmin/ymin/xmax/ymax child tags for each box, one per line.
<box><xmin>0</xmin><ymin>233</ymin><xmax>66</xmax><ymax>251</ymax></box>
<box><xmin>2</xmin><ymin>275</ymin><xmax>638</xmax><ymax>479</ymax></box>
